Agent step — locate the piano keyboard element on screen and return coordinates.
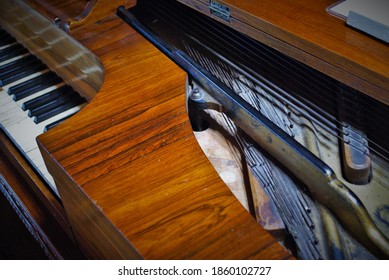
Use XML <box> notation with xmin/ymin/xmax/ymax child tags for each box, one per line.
<box><xmin>0</xmin><ymin>29</ymin><xmax>87</xmax><ymax>195</ymax></box>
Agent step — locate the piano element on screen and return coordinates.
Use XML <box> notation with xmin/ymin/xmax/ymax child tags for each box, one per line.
<box><xmin>0</xmin><ymin>0</ymin><xmax>388</xmax><ymax>259</ymax></box>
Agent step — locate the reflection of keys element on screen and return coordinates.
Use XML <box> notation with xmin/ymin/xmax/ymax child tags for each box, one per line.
<box><xmin>0</xmin><ymin>29</ymin><xmax>87</xmax><ymax>194</ymax></box>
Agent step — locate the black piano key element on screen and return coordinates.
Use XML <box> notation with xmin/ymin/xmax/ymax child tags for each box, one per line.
<box><xmin>0</xmin><ymin>41</ymin><xmax>22</xmax><ymax>53</ymax></box>
<box><xmin>0</xmin><ymin>44</ymin><xmax>27</xmax><ymax>63</ymax></box>
<box><xmin>0</xmin><ymin>55</ymin><xmax>43</xmax><ymax>87</ymax></box>
<box><xmin>33</xmin><ymin>95</ymin><xmax>86</xmax><ymax>124</ymax></box>
<box><xmin>0</xmin><ymin>33</ymin><xmax>16</xmax><ymax>47</ymax></box>
<box><xmin>0</xmin><ymin>55</ymin><xmax>39</xmax><ymax>79</ymax></box>
<box><xmin>0</xmin><ymin>61</ymin><xmax>46</xmax><ymax>86</ymax></box>
<box><xmin>22</xmin><ymin>85</ymin><xmax>72</xmax><ymax>111</ymax></box>
<box><xmin>0</xmin><ymin>29</ymin><xmax>17</xmax><ymax>49</ymax></box>
<box><xmin>44</xmin><ymin>113</ymin><xmax>76</xmax><ymax>132</ymax></box>
<box><xmin>10</xmin><ymin>71</ymin><xmax>62</xmax><ymax>101</ymax></box>
<box><xmin>0</xmin><ymin>29</ymin><xmax>8</xmax><ymax>37</ymax></box>
<box><xmin>28</xmin><ymin>90</ymin><xmax>79</xmax><ymax>117</ymax></box>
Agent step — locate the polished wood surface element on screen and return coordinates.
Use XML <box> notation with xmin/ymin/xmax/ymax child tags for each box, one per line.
<box><xmin>23</xmin><ymin>1</ymin><xmax>293</xmax><ymax>259</ymax></box>
<box><xmin>178</xmin><ymin>0</ymin><xmax>389</xmax><ymax>105</ymax></box>
<box><xmin>27</xmin><ymin>0</ymin><xmax>134</xmax><ymax>31</ymax></box>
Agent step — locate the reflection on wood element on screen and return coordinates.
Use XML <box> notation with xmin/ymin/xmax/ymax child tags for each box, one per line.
<box><xmin>26</xmin><ymin>0</ymin><xmax>136</xmax><ymax>32</ymax></box>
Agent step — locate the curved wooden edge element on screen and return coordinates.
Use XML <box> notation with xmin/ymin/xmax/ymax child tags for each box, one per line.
<box><xmin>37</xmin><ymin>142</ymin><xmax>144</xmax><ymax>259</ymax></box>
<box><xmin>67</xmin><ymin>0</ymin><xmax>137</xmax><ymax>31</ymax></box>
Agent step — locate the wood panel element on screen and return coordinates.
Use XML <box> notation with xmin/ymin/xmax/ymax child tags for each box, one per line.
<box><xmin>178</xmin><ymin>0</ymin><xmax>389</xmax><ymax>105</ymax></box>
<box><xmin>34</xmin><ymin>2</ymin><xmax>292</xmax><ymax>259</ymax></box>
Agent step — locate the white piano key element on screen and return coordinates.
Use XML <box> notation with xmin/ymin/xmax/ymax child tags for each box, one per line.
<box><xmin>2</xmin><ymin>109</ymin><xmax>27</xmax><ymax>128</ymax></box>
<box><xmin>0</xmin><ymin>113</ymin><xmax>29</xmax><ymax>128</ymax></box>
<box><xmin>24</xmin><ymin>142</ymin><xmax>58</xmax><ymax>197</ymax></box>
<box><xmin>27</xmin><ymin>147</ymin><xmax>43</xmax><ymax>162</ymax></box>
<box><xmin>0</xmin><ymin>95</ymin><xmax>20</xmax><ymax>110</ymax></box>
<box><xmin>0</xmin><ymin>53</ymin><xmax>29</xmax><ymax>67</ymax></box>
<box><xmin>6</xmin><ymin>118</ymin><xmax>43</xmax><ymax>151</ymax></box>
<box><xmin>0</xmin><ymin>41</ymin><xmax>18</xmax><ymax>51</ymax></box>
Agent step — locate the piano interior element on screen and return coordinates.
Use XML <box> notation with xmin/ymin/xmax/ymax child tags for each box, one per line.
<box><xmin>0</xmin><ymin>0</ymin><xmax>388</xmax><ymax>260</ymax></box>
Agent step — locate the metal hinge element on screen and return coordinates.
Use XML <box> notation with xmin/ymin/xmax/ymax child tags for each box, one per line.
<box><xmin>209</xmin><ymin>0</ymin><xmax>231</xmax><ymax>22</ymax></box>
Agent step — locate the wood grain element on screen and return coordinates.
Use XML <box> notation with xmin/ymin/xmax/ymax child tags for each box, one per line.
<box><xmin>27</xmin><ymin>0</ymin><xmax>136</xmax><ymax>31</ymax></box>
<box><xmin>178</xmin><ymin>0</ymin><xmax>389</xmax><ymax>105</ymax></box>
<box><xmin>30</xmin><ymin>1</ymin><xmax>292</xmax><ymax>259</ymax></box>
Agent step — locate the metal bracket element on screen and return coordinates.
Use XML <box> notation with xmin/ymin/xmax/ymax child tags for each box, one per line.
<box><xmin>209</xmin><ymin>0</ymin><xmax>231</xmax><ymax>22</ymax></box>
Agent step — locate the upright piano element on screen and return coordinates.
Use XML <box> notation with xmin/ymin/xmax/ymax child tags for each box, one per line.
<box><xmin>0</xmin><ymin>0</ymin><xmax>388</xmax><ymax>259</ymax></box>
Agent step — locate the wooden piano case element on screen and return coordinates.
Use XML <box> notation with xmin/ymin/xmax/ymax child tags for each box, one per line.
<box><xmin>2</xmin><ymin>0</ymin><xmax>388</xmax><ymax>260</ymax></box>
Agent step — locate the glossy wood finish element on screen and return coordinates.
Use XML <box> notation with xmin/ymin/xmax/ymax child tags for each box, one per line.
<box><xmin>28</xmin><ymin>2</ymin><xmax>293</xmax><ymax>259</ymax></box>
<box><xmin>178</xmin><ymin>0</ymin><xmax>389</xmax><ymax>105</ymax></box>
<box><xmin>27</xmin><ymin>0</ymin><xmax>135</xmax><ymax>31</ymax></box>
<box><xmin>65</xmin><ymin>0</ymin><xmax>135</xmax><ymax>30</ymax></box>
